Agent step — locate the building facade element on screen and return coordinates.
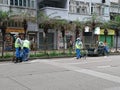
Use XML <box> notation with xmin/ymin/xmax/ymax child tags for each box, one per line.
<box><xmin>37</xmin><ymin>0</ymin><xmax>112</xmax><ymax>49</ymax></box>
<box><xmin>0</xmin><ymin>0</ymin><xmax>120</xmax><ymax>51</ymax></box>
<box><xmin>110</xmin><ymin>0</ymin><xmax>120</xmax><ymax>48</ymax></box>
<box><xmin>0</xmin><ymin>0</ymin><xmax>38</xmax><ymax>50</ymax></box>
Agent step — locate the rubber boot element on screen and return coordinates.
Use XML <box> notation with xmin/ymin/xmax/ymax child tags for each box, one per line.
<box><xmin>14</xmin><ymin>57</ymin><xmax>18</xmax><ymax>63</ymax></box>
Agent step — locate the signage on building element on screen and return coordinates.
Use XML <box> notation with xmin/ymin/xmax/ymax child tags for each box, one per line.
<box><xmin>100</xmin><ymin>29</ymin><xmax>115</xmax><ymax>35</ymax></box>
<box><xmin>6</xmin><ymin>28</ymin><xmax>25</xmax><ymax>33</ymax></box>
<box><xmin>94</xmin><ymin>27</ymin><xmax>100</xmax><ymax>35</ymax></box>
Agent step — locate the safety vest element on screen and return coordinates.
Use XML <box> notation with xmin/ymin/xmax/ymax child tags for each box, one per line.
<box><xmin>23</xmin><ymin>40</ymin><xmax>30</xmax><ymax>49</ymax></box>
<box><xmin>75</xmin><ymin>41</ymin><xmax>83</xmax><ymax>49</ymax></box>
<box><xmin>15</xmin><ymin>38</ymin><xmax>21</xmax><ymax>48</ymax></box>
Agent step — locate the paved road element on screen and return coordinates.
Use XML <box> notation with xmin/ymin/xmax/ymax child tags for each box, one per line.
<box><xmin>0</xmin><ymin>55</ymin><xmax>120</xmax><ymax>90</ymax></box>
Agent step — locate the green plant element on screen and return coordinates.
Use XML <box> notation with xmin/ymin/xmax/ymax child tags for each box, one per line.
<box><xmin>48</xmin><ymin>51</ymin><xmax>58</xmax><ymax>56</ymax></box>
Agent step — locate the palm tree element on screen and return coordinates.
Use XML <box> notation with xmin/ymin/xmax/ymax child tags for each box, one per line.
<box><xmin>73</xmin><ymin>19</ymin><xmax>83</xmax><ymax>39</ymax></box>
<box><xmin>10</xmin><ymin>9</ymin><xmax>36</xmax><ymax>38</ymax></box>
<box><xmin>38</xmin><ymin>11</ymin><xmax>62</xmax><ymax>53</ymax></box>
<box><xmin>0</xmin><ymin>10</ymin><xmax>9</xmax><ymax>58</ymax></box>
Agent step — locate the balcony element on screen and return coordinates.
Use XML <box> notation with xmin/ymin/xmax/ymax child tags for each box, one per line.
<box><xmin>39</xmin><ymin>7</ymin><xmax>68</xmax><ymax>20</ymax></box>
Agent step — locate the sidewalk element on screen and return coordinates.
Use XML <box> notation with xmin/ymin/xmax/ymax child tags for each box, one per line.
<box><xmin>0</xmin><ymin>49</ymin><xmax>120</xmax><ymax>62</ymax></box>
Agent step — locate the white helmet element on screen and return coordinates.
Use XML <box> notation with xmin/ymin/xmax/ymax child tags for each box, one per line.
<box><xmin>77</xmin><ymin>38</ymin><xmax>81</xmax><ymax>40</ymax></box>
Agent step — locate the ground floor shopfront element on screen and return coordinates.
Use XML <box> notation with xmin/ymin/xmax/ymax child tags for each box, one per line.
<box><xmin>38</xmin><ymin>29</ymin><xmax>75</xmax><ymax>50</ymax></box>
<box><xmin>99</xmin><ymin>29</ymin><xmax>115</xmax><ymax>48</ymax></box>
<box><xmin>5</xmin><ymin>27</ymin><xmax>25</xmax><ymax>50</ymax></box>
<box><xmin>2</xmin><ymin>28</ymin><xmax>117</xmax><ymax>51</ymax></box>
<box><xmin>2</xmin><ymin>27</ymin><xmax>38</xmax><ymax>51</ymax></box>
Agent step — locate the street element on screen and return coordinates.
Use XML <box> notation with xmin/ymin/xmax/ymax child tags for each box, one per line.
<box><xmin>0</xmin><ymin>55</ymin><xmax>120</xmax><ymax>90</ymax></box>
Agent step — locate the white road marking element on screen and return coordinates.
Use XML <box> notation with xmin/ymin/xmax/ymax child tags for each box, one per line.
<box><xmin>97</xmin><ymin>65</ymin><xmax>111</xmax><ymax>68</ymax></box>
<box><xmin>0</xmin><ymin>63</ymin><xmax>11</xmax><ymax>66</ymax></box>
<box><xmin>68</xmin><ymin>59</ymin><xmax>112</xmax><ymax>65</ymax></box>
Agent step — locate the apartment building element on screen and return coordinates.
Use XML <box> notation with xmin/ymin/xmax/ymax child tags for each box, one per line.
<box><xmin>0</xmin><ymin>0</ymin><xmax>119</xmax><ymax>50</ymax></box>
<box><xmin>0</xmin><ymin>0</ymin><xmax>38</xmax><ymax>50</ymax></box>
<box><xmin>37</xmin><ymin>0</ymin><xmax>112</xmax><ymax>49</ymax></box>
<box><xmin>110</xmin><ymin>0</ymin><xmax>120</xmax><ymax>48</ymax></box>
<box><xmin>110</xmin><ymin>0</ymin><xmax>120</xmax><ymax>19</ymax></box>
<box><xmin>38</xmin><ymin>0</ymin><xmax>110</xmax><ymax>21</ymax></box>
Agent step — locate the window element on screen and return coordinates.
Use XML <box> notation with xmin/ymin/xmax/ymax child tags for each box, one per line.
<box><xmin>19</xmin><ymin>0</ymin><xmax>22</xmax><ymax>6</ymax></box>
<box><xmin>3</xmin><ymin>0</ymin><xmax>8</xmax><ymax>4</ymax></box>
<box><xmin>76</xmin><ymin>8</ymin><xmax>80</xmax><ymax>13</ymax></box>
<box><xmin>23</xmin><ymin>0</ymin><xmax>26</xmax><ymax>6</ymax></box>
<box><xmin>102</xmin><ymin>7</ymin><xmax>104</xmax><ymax>15</ymax></box>
<box><xmin>0</xmin><ymin>0</ymin><xmax>3</xmax><ymax>4</ymax></box>
<box><xmin>31</xmin><ymin>0</ymin><xmax>34</xmax><ymax>8</ymax></box>
<box><xmin>91</xmin><ymin>6</ymin><xmax>93</xmax><ymax>14</ymax></box>
<box><xmin>10</xmin><ymin>0</ymin><xmax>14</xmax><ymax>5</ymax></box>
<box><xmin>76</xmin><ymin>1</ymin><xmax>79</xmax><ymax>6</ymax></box>
<box><xmin>104</xmin><ymin>6</ymin><xmax>109</xmax><ymax>16</ymax></box>
<box><xmin>81</xmin><ymin>7</ymin><xmax>85</xmax><ymax>14</ymax></box>
<box><xmin>28</xmin><ymin>0</ymin><xmax>30</xmax><ymax>7</ymax></box>
<box><xmin>15</xmin><ymin>0</ymin><xmax>18</xmax><ymax>5</ymax></box>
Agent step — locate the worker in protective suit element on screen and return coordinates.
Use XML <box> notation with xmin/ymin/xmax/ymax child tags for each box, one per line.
<box><xmin>75</xmin><ymin>38</ymin><xmax>83</xmax><ymax>59</ymax></box>
<box><xmin>14</xmin><ymin>34</ymin><xmax>22</xmax><ymax>63</ymax></box>
<box><xmin>22</xmin><ymin>38</ymin><xmax>30</xmax><ymax>61</ymax></box>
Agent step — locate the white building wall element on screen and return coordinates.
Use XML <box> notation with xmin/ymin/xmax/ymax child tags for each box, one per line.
<box><xmin>40</xmin><ymin>0</ymin><xmax>111</xmax><ymax>22</ymax></box>
<box><xmin>40</xmin><ymin>7</ymin><xmax>68</xmax><ymax>20</ymax></box>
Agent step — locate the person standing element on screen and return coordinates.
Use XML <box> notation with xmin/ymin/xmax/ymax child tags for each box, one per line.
<box><xmin>75</xmin><ymin>38</ymin><xmax>83</xmax><ymax>59</ymax></box>
<box><xmin>14</xmin><ymin>34</ymin><xmax>22</xmax><ymax>63</ymax></box>
<box><xmin>22</xmin><ymin>38</ymin><xmax>30</xmax><ymax>61</ymax></box>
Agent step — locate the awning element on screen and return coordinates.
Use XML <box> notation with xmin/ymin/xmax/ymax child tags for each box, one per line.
<box><xmin>100</xmin><ymin>29</ymin><xmax>115</xmax><ymax>35</ymax></box>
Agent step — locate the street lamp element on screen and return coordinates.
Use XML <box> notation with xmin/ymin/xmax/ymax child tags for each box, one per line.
<box><xmin>104</xmin><ymin>28</ymin><xmax>108</xmax><ymax>43</ymax></box>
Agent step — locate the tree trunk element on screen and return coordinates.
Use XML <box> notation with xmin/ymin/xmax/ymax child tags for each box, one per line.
<box><xmin>1</xmin><ymin>35</ymin><xmax>4</xmax><ymax>59</ymax></box>
<box><xmin>63</xmin><ymin>36</ymin><xmax>65</xmax><ymax>54</ymax></box>
<box><xmin>115</xmin><ymin>35</ymin><xmax>118</xmax><ymax>52</ymax></box>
